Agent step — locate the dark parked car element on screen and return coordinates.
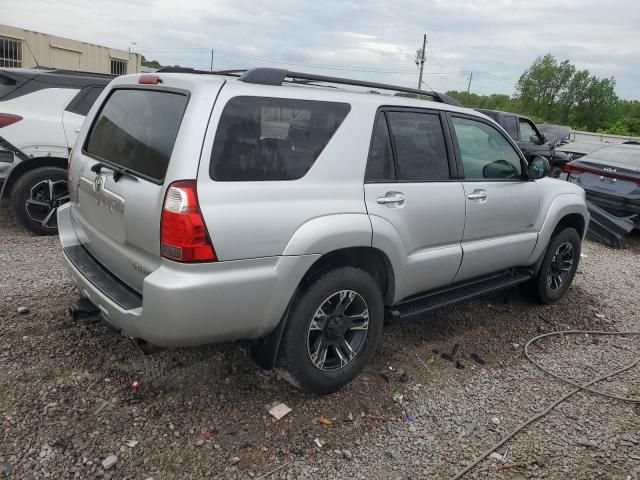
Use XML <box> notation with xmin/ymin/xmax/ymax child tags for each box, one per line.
<box><xmin>476</xmin><ymin>109</ymin><xmax>571</xmax><ymax>177</ymax></box>
<box><xmin>565</xmin><ymin>144</ymin><xmax>640</xmax><ymax>224</ymax></box>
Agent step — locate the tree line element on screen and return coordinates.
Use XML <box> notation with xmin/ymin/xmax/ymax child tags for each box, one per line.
<box><xmin>446</xmin><ymin>54</ymin><xmax>639</xmax><ymax>137</ymax></box>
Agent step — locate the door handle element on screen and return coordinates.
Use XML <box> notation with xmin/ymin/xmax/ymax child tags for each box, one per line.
<box><xmin>377</xmin><ymin>192</ymin><xmax>405</xmax><ymax>205</ymax></box>
<box><xmin>467</xmin><ymin>190</ymin><xmax>487</xmax><ymax>201</ymax></box>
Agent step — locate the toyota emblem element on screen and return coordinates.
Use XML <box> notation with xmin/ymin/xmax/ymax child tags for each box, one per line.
<box><xmin>93</xmin><ymin>174</ymin><xmax>106</xmax><ymax>193</ymax></box>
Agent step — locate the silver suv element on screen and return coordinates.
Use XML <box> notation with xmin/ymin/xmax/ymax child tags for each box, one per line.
<box><xmin>58</xmin><ymin>68</ymin><xmax>589</xmax><ymax>393</ymax></box>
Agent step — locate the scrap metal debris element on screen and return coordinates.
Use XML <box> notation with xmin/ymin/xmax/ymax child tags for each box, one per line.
<box><xmin>268</xmin><ymin>403</ymin><xmax>292</xmax><ymax>421</ymax></box>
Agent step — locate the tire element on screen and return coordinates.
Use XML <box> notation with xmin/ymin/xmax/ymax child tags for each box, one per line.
<box><xmin>548</xmin><ymin>166</ymin><xmax>563</xmax><ymax>178</ymax></box>
<box><xmin>532</xmin><ymin>228</ymin><xmax>581</xmax><ymax>304</ymax></box>
<box><xmin>278</xmin><ymin>267</ymin><xmax>384</xmax><ymax>394</ymax></box>
<box><xmin>10</xmin><ymin>167</ymin><xmax>68</xmax><ymax>236</ymax></box>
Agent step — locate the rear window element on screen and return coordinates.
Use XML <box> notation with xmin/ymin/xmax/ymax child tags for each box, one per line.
<box><xmin>589</xmin><ymin>146</ymin><xmax>640</xmax><ymax>167</ymax></box>
<box><xmin>84</xmin><ymin>88</ymin><xmax>188</xmax><ymax>182</ymax></box>
<box><xmin>210</xmin><ymin>96</ymin><xmax>350</xmax><ymax>181</ymax></box>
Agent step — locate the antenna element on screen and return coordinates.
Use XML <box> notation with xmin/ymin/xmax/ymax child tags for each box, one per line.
<box><xmin>24</xmin><ymin>39</ymin><xmax>40</xmax><ymax>68</ymax></box>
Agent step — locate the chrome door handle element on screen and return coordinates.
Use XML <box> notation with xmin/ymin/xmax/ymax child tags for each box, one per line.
<box><xmin>467</xmin><ymin>191</ymin><xmax>487</xmax><ymax>200</ymax></box>
<box><xmin>377</xmin><ymin>192</ymin><xmax>405</xmax><ymax>205</ymax></box>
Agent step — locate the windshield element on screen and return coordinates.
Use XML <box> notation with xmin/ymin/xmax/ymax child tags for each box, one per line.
<box><xmin>589</xmin><ymin>146</ymin><xmax>640</xmax><ymax>167</ymax></box>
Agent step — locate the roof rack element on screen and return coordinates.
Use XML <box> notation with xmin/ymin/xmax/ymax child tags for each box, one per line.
<box><xmin>156</xmin><ymin>66</ymin><xmax>244</xmax><ymax>77</ymax></box>
<box><xmin>156</xmin><ymin>66</ymin><xmax>461</xmax><ymax>106</ymax></box>
<box><xmin>238</xmin><ymin>68</ymin><xmax>462</xmax><ymax>106</ymax></box>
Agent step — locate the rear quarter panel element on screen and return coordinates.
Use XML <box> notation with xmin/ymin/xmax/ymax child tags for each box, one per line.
<box><xmin>196</xmin><ymin>83</ymin><xmax>377</xmax><ymax>261</ymax></box>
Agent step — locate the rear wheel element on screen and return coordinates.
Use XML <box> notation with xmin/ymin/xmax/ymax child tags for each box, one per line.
<box><xmin>10</xmin><ymin>167</ymin><xmax>69</xmax><ymax>236</ymax></box>
<box><xmin>532</xmin><ymin>228</ymin><xmax>581</xmax><ymax>304</ymax></box>
<box><xmin>278</xmin><ymin>267</ymin><xmax>384</xmax><ymax>394</ymax></box>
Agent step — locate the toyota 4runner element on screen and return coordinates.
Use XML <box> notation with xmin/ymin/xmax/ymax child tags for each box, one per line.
<box><xmin>58</xmin><ymin>68</ymin><xmax>589</xmax><ymax>393</ymax></box>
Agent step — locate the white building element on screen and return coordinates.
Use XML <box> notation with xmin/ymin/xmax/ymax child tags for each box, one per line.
<box><xmin>0</xmin><ymin>24</ymin><xmax>141</xmax><ymax>75</ymax></box>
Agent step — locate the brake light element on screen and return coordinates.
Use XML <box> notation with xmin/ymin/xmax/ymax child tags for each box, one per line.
<box><xmin>139</xmin><ymin>75</ymin><xmax>160</xmax><ymax>85</ymax></box>
<box><xmin>564</xmin><ymin>162</ymin><xmax>640</xmax><ymax>186</ymax></box>
<box><xmin>0</xmin><ymin>113</ymin><xmax>22</xmax><ymax>128</ymax></box>
<box><xmin>160</xmin><ymin>181</ymin><xmax>216</xmax><ymax>262</ymax></box>
<box><xmin>563</xmin><ymin>163</ymin><xmax>584</xmax><ymax>174</ymax></box>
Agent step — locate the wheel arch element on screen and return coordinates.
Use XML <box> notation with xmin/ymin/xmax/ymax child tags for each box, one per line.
<box><xmin>251</xmin><ymin>246</ymin><xmax>396</xmax><ymax>370</ymax></box>
<box><xmin>0</xmin><ymin>157</ymin><xmax>68</xmax><ymax>204</ymax></box>
<box><xmin>531</xmin><ymin>207</ymin><xmax>588</xmax><ymax>276</ymax></box>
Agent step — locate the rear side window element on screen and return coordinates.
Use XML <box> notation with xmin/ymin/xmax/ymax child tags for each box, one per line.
<box><xmin>365</xmin><ymin>114</ymin><xmax>394</xmax><ymax>181</ymax></box>
<box><xmin>386</xmin><ymin>111</ymin><xmax>450</xmax><ymax>181</ymax></box>
<box><xmin>211</xmin><ymin>96</ymin><xmax>350</xmax><ymax>181</ymax></box>
<box><xmin>503</xmin><ymin>116</ymin><xmax>518</xmax><ymax>139</ymax></box>
<box><xmin>0</xmin><ymin>74</ymin><xmax>17</xmax><ymax>100</ymax></box>
<box><xmin>84</xmin><ymin>89</ymin><xmax>188</xmax><ymax>182</ymax></box>
<box><xmin>66</xmin><ymin>86</ymin><xmax>105</xmax><ymax>116</ymax></box>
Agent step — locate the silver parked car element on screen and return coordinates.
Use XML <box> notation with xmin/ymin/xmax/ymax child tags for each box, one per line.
<box><xmin>58</xmin><ymin>68</ymin><xmax>589</xmax><ymax>393</ymax></box>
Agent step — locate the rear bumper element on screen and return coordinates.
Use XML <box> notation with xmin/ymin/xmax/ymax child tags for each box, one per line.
<box><xmin>58</xmin><ymin>203</ymin><xmax>319</xmax><ymax>347</ymax></box>
<box><xmin>585</xmin><ymin>190</ymin><xmax>640</xmax><ymax>219</ymax></box>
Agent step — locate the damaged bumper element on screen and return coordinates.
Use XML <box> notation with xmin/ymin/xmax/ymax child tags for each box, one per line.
<box><xmin>585</xmin><ymin>200</ymin><xmax>636</xmax><ymax>248</ymax></box>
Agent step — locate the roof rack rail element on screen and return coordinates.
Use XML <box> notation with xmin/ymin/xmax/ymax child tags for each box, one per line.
<box><xmin>156</xmin><ymin>66</ymin><xmax>245</xmax><ymax>77</ymax></box>
<box><xmin>237</xmin><ymin>67</ymin><xmax>461</xmax><ymax>106</ymax></box>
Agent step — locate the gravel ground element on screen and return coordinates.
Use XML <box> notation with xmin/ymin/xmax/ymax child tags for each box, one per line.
<box><xmin>1</xmin><ymin>209</ymin><xmax>639</xmax><ymax>480</ymax></box>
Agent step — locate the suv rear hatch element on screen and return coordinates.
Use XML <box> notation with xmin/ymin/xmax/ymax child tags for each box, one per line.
<box><xmin>67</xmin><ymin>76</ymin><xmax>224</xmax><ymax>293</ymax></box>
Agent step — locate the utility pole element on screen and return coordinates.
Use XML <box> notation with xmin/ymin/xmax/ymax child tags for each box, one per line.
<box><xmin>210</xmin><ymin>49</ymin><xmax>214</xmax><ymax>72</ymax></box>
<box><xmin>467</xmin><ymin>71</ymin><xmax>473</xmax><ymax>93</ymax></box>
<box><xmin>416</xmin><ymin>34</ymin><xmax>427</xmax><ymax>90</ymax></box>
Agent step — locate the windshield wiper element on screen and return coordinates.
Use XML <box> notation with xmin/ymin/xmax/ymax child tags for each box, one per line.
<box><xmin>90</xmin><ymin>162</ymin><xmax>139</xmax><ymax>182</ymax></box>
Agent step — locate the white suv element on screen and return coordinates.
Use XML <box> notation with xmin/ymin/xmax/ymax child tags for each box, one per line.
<box><xmin>0</xmin><ymin>68</ymin><xmax>112</xmax><ymax>234</ymax></box>
<box><xmin>59</xmin><ymin>68</ymin><xmax>588</xmax><ymax>393</ymax></box>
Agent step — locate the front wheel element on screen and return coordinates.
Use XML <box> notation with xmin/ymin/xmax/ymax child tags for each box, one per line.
<box><xmin>532</xmin><ymin>228</ymin><xmax>581</xmax><ymax>304</ymax></box>
<box><xmin>278</xmin><ymin>267</ymin><xmax>384</xmax><ymax>394</ymax></box>
<box><xmin>10</xmin><ymin>167</ymin><xmax>69</xmax><ymax>235</ymax></box>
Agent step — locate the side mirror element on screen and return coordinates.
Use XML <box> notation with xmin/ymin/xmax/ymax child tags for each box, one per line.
<box><xmin>528</xmin><ymin>156</ymin><xmax>550</xmax><ymax>179</ymax></box>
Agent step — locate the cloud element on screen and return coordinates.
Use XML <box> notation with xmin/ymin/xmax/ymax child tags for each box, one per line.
<box><xmin>1</xmin><ymin>0</ymin><xmax>638</xmax><ymax>98</ymax></box>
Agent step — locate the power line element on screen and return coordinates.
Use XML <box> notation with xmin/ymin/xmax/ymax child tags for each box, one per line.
<box><xmin>137</xmin><ymin>45</ymin><xmax>518</xmax><ymax>89</ymax></box>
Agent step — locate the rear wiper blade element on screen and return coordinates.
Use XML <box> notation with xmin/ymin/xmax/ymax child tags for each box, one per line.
<box><xmin>90</xmin><ymin>162</ymin><xmax>138</xmax><ymax>182</ymax></box>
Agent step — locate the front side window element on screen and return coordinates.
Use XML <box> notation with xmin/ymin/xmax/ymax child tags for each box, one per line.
<box><xmin>519</xmin><ymin>118</ymin><xmax>539</xmax><ymax>143</ymax></box>
<box><xmin>211</xmin><ymin>96</ymin><xmax>350</xmax><ymax>181</ymax></box>
<box><xmin>452</xmin><ymin>116</ymin><xmax>523</xmax><ymax>180</ymax></box>
<box><xmin>386</xmin><ymin>111</ymin><xmax>450</xmax><ymax>181</ymax></box>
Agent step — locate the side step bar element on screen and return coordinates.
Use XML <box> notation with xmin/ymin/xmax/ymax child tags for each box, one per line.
<box><xmin>388</xmin><ymin>270</ymin><xmax>533</xmax><ymax>319</ymax></box>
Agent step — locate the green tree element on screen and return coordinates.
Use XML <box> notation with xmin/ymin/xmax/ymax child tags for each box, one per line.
<box><xmin>571</xmin><ymin>77</ymin><xmax>618</xmax><ymax>131</ymax></box>
<box><xmin>141</xmin><ymin>55</ymin><xmax>163</xmax><ymax>69</ymax></box>
<box><xmin>515</xmin><ymin>54</ymin><xmax>575</xmax><ymax>120</ymax></box>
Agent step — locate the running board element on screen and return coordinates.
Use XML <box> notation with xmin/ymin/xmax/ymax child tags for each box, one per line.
<box><xmin>388</xmin><ymin>270</ymin><xmax>532</xmax><ymax>319</ymax></box>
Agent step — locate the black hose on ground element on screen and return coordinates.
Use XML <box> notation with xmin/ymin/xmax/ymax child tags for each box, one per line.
<box><xmin>450</xmin><ymin>330</ymin><xmax>640</xmax><ymax>480</ymax></box>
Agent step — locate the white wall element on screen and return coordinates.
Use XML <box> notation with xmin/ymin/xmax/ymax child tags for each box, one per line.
<box><xmin>0</xmin><ymin>24</ymin><xmax>140</xmax><ymax>74</ymax></box>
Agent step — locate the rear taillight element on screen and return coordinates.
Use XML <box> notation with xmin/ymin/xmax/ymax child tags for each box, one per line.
<box><xmin>160</xmin><ymin>181</ymin><xmax>217</xmax><ymax>262</ymax></box>
<box><xmin>564</xmin><ymin>162</ymin><xmax>640</xmax><ymax>186</ymax></box>
<box><xmin>0</xmin><ymin>113</ymin><xmax>22</xmax><ymax>128</ymax></box>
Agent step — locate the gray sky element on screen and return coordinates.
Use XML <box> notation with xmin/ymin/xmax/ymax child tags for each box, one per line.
<box><xmin>2</xmin><ymin>0</ymin><xmax>639</xmax><ymax>99</ymax></box>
